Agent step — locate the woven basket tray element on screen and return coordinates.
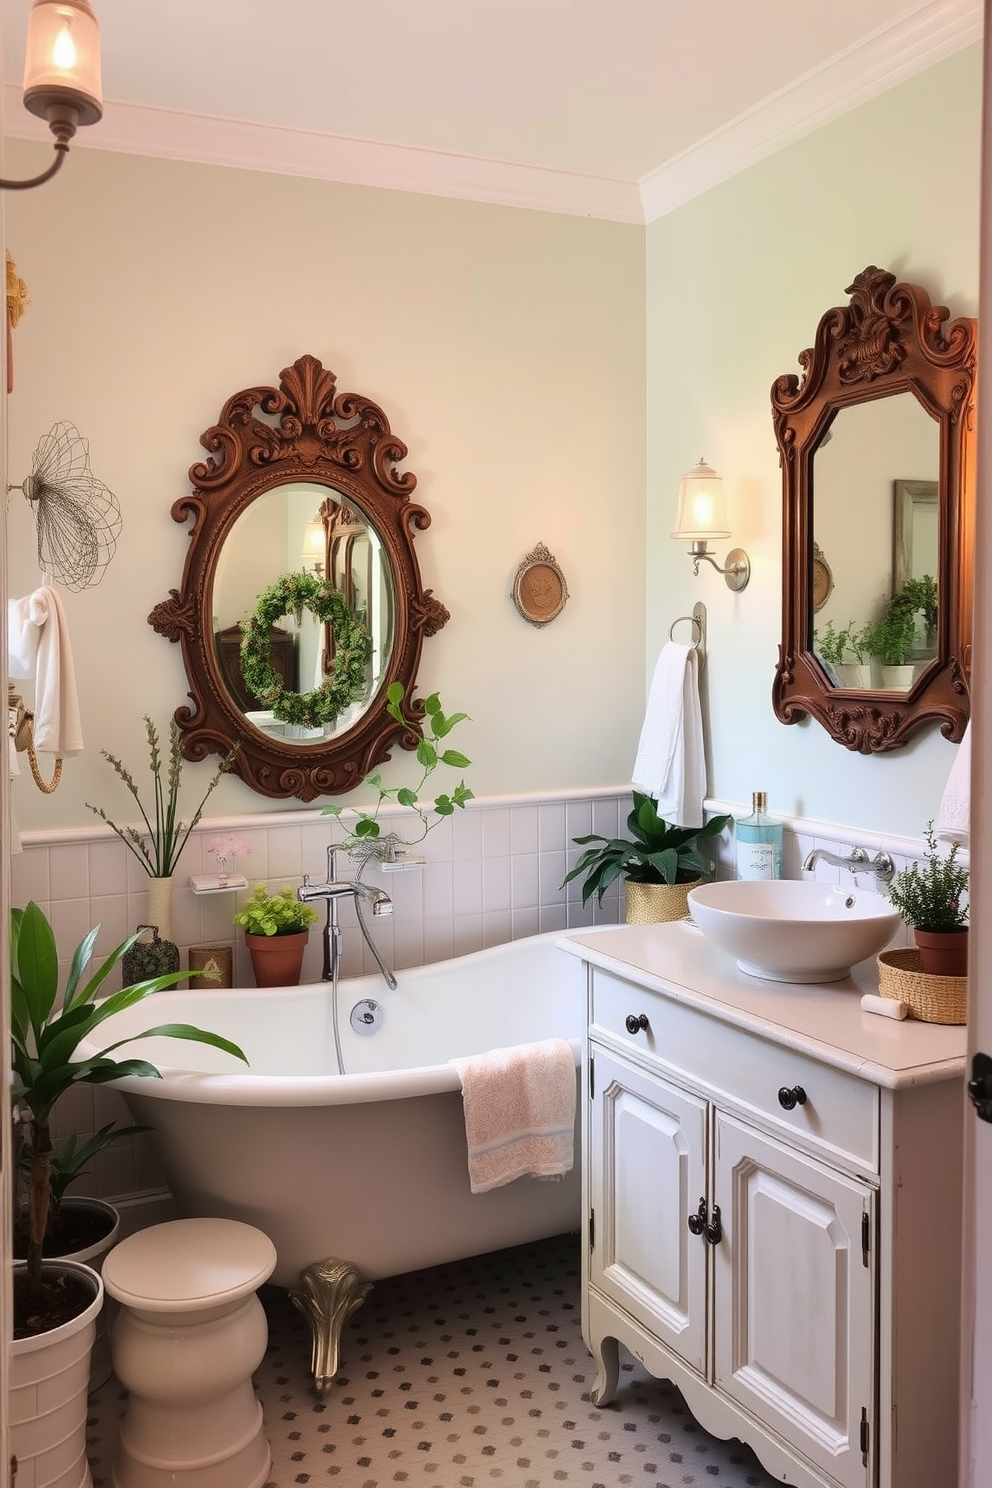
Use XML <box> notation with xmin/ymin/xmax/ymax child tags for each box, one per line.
<box><xmin>876</xmin><ymin>948</ymin><xmax>967</xmax><ymax>1025</ymax></box>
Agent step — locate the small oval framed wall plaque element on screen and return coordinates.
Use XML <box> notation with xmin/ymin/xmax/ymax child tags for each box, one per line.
<box><xmin>512</xmin><ymin>542</ymin><xmax>569</xmax><ymax>628</ymax></box>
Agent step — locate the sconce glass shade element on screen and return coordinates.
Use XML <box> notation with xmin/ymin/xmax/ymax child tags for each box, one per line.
<box><xmin>301</xmin><ymin>515</ymin><xmax>326</xmax><ymax>569</ymax></box>
<box><xmin>23</xmin><ymin>0</ymin><xmax>103</xmax><ymax>128</ymax></box>
<box><xmin>671</xmin><ymin>458</ymin><xmax>730</xmax><ymax>541</ymax></box>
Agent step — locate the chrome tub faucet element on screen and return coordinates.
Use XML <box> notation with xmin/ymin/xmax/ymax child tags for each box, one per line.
<box><xmin>802</xmin><ymin>845</ymin><xmax>895</xmax><ymax>886</ymax></box>
<box><xmin>298</xmin><ymin>845</ymin><xmax>396</xmax><ymax>989</ymax></box>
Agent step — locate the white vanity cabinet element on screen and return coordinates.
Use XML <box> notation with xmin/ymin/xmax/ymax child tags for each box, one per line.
<box><xmin>561</xmin><ymin>925</ymin><xmax>967</xmax><ymax>1488</ymax></box>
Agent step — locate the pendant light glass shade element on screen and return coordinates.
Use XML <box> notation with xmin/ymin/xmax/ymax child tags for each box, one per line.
<box><xmin>23</xmin><ymin>0</ymin><xmax>103</xmax><ymax>128</ymax></box>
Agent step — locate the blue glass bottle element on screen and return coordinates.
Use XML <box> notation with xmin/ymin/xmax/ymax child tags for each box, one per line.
<box><xmin>735</xmin><ymin>792</ymin><xmax>783</xmax><ymax>880</ymax></box>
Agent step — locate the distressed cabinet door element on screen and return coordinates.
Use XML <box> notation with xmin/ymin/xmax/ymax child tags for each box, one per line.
<box><xmin>589</xmin><ymin>1047</ymin><xmax>708</xmax><ymax>1374</ymax></box>
<box><xmin>712</xmin><ymin>1112</ymin><xmax>874</xmax><ymax>1488</ymax></box>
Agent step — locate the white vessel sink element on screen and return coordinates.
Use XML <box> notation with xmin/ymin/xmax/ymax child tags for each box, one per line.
<box><xmin>686</xmin><ymin>879</ymin><xmax>902</xmax><ymax>983</ymax></box>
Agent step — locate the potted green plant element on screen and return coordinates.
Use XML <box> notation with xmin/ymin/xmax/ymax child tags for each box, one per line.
<box><xmin>887</xmin><ymin>821</ymin><xmax>969</xmax><ymax>977</ymax></box>
<box><xmin>813</xmin><ymin>620</ymin><xmax>873</xmax><ymax>688</ymax></box>
<box><xmin>13</xmin><ymin>1118</ymin><xmax>145</xmax><ymax>1390</ymax></box>
<box><xmin>234</xmin><ymin>883</ymin><xmax>321</xmax><ymax>986</ymax></box>
<box><xmin>10</xmin><ymin>900</ymin><xmax>248</xmax><ymax>1486</ymax></box>
<box><xmin>86</xmin><ymin>715</ymin><xmax>239</xmax><ymax>943</ymax></box>
<box><xmin>321</xmin><ymin>683</ymin><xmax>473</xmax><ymax>859</ymax></box>
<box><xmin>562</xmin><ymin>791</ymin><xmax>733</xmax><ymax>924</ymax></box>
<box><xmin>889</xmin><ymin>574</ymin><xmax>939</xmax><ymax>646</ymax></box>
<box><xmin>862</xmin><ymin>608</ymin><xmax>918</xmax><ymax>688</ymax></box>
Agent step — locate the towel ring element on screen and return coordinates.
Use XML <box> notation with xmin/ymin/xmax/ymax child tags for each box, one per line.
<box><xmin>668</xmin><ymin>601</ymin><xmax>706</xmax><ymax>659</ymax></box>
<box><xmin>669</xmin><ymin>614</ymin><xmax>702</xmax><ymax>648</ymax></box>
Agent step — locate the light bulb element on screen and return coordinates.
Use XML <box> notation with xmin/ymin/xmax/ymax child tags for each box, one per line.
<box><xmin>52</xmin><ymin>19</ymin><xmax>77</xmax><ymax>70</ymax></box>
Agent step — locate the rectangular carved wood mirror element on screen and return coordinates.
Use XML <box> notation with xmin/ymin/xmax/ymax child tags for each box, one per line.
<box><xmin>771</xmin><ymin>266</ymin><xmax>975</xmax><ymax>753</ymax></box>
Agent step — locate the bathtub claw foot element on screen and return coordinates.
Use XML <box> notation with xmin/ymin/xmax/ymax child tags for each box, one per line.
<box><xmin>290</xmin><ymin>1258</ymin><xmax>373</xmax><ymax>1395</ymax></box>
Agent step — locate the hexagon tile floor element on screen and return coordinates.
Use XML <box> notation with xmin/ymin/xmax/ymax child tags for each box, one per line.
<box><xmin>85</xmin><ymin>1232</ymin><xmax>787</xmax><ymax>1488</ymax></box>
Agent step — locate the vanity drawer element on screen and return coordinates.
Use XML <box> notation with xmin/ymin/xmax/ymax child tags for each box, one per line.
<box><xmin>589</xmin><ymin>969</ymin><xmax>879</xmax><ymax>1174</ymax></box>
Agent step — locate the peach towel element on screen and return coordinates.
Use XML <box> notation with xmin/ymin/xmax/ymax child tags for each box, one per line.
<box><xmin>451</xmin><ymin>1038</ymin><xmax>576</xmax><ymax>1194</ymax></box>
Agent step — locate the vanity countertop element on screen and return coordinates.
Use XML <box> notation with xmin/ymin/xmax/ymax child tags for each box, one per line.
<box><xmin>559</xmin><ymin>921</ymin><xmax>967</xmax><ymax>1090</ymax></box>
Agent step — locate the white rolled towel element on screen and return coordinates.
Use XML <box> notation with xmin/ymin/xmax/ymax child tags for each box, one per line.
<box><xmin>7</xmin><ymin>585</ymin><xmax>84</xmax><ymax>756</ymax></box>
<box><xmin>936</xmin><ymin>721</ymin><xmax>970</xmax><ymax>848</ymax></box>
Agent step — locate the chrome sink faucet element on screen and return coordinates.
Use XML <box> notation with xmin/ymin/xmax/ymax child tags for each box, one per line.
<box><xmin>802</xmin><ymin>845</ymin><xmax>895</xmax><ymax>886</ymax></box>
<box><xmin>298</xmin><ymin>845</ymin><xmax>397</xmax><ymax>989</ymax></box>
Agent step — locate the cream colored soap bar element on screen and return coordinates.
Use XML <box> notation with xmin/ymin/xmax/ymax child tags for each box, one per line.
<box><xmin>861</xmin><ymin>992</ymin><xmax>908</xmax><ymax>1020</ymax></box>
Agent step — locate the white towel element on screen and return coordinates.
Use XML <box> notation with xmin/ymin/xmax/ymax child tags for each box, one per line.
<box><xmin>7</xmin><ymin>586</ymin><xmax>84</xmax><ymax>756</ymax></box>
<box><xmin>937</xmin><ymin>721</ymin><xmax>970</xmax><ymax>848</ymax></box>
<box><xmin>451</xmin><ymin>1038</ymin><xmax>576</xmax><ymax>1194</ymax></box>
<box><xmin>631</xmin><ymin>641</ymin><xmax>705</xmax><ymax>827</ymax></box>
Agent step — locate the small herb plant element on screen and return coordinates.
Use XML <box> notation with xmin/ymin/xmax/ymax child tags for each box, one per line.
<box><xmin>889</xmin><ymin>574</ymin><xmax>938</xmax><ymax>638</ymax></box>
<box><xmin>562</xmin><ymin>791</ymin><xmax>733</xmax><ymax>905</ymax></box>
<box><xmin>887</xmin><ymin>822</ymin><xmax>969</xmax><ymax>931</ymax></box>
<box><xmin>862</xmin><ymin>608</ymin><xmax>918</xmax><ymax>667</ymax></box>
<box><xmin>87</xmin><ymin>716</ymin><xmax>238</xmax><ymax>877</ymax></box>
<box><xmin>814</xmin><ymin>620</ymin><xmax>871</xmax><ymax>667</ymax></box>
<box><xmin>234</xmin><ymin>884</ymin><xmax>321</xmax><ymax>938</ymax></box>
<box><xmin>322</xmin><ymin>683</ymin><xmax>473</xmax><ymax>850</ymax></box>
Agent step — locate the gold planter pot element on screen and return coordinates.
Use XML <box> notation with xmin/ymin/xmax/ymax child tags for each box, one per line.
<box><xmin>624</xmin><ymin>877</ymin><xmax>701</xmax><ymax>925</ymax></box>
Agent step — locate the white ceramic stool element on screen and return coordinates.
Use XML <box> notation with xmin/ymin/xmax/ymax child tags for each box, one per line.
<box><xmin>102</xmin><ymin>1218</ymin><xmax>277</xmax><ymax>1488</ymax></box>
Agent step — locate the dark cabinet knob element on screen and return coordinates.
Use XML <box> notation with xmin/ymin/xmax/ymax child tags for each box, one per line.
<box><xmin>704</xmin><ymin>1204</ymin><xmax>723</xmax><ymax>1246</ymax></box>
<box><xmin>625</xmin><ymin>1013</ymin><xmax>649</xmax><ymax>1035</ymax></box>
<box><xmin>687</xmin><ymin>1197</ymin><xmax>707</xmax><ymax>1235</ymax></box>
<box><xmin>778</xmin><ymin>1085</ymin><xmax>808</xmax><ymax>1110</ymax></box>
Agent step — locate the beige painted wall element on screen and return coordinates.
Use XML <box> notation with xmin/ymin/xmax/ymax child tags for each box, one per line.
<box><xmin>645</xmin><ymin>43</ymin><xmax>982</xmax><ymax>838</ymax></box>
<box><xmin>4</xmin><ymin>144</ymin><xmax>645</xmax><ymax>829</ymax></box>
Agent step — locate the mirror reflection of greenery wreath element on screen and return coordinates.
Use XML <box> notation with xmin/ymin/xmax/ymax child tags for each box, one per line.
<box><xmin>239</xmin><ymin>573</ymin><xmax>372</xmax><ymax>730</ymax></box>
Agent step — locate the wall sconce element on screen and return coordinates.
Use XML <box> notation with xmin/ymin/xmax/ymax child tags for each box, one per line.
<box><xmin>1</xmin><ymin>0</ymin><xmax>103</xmax><ymax>192</ymax></box>
<box><xmin>300</xmin><ymin>515</ymin><xmax>326</xmax><ymax>575</ymax></box>
<box><xmin>670</xmin><ymin>457</ymin><xmax>750</xmax><ymax>592</ymax></box>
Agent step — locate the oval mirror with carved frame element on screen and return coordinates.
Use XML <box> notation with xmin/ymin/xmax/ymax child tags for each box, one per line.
<box><xmin>771</xmin><ymin>266</ymin><xmax>976</xmax><ymax>754</ymax></box>
<box><xmin>149</xmin><ymin>354</ymin><xmax>450</xmax><ymax>800</ymax></box>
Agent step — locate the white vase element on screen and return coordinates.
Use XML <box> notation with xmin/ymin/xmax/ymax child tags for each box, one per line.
<box><xmin>11</xmin><ymin>1260</ymin><xmax>104</xmax><ymax>1488</ymax></box>
<box><xmin>834</xmin><ymin>663</ymin><xmax>873</xmax><ymax>689</ymax></box>
<box><xmin>880</xmin><ymin>663</ymin><xmax>915</xmax><ymax>691</ymax></box>
<box><xmin>147</xmin><ymin>876</ymin><xmax>174</xmax><ymax>941</ymax></box>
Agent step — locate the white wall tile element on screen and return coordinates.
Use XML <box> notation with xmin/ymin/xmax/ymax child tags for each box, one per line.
<box><xmin>51</xmin><ymin>843</ymin><xmax>89</xmax><ymax>902</ymax></box>
<box><xmin>510</xmin><ymin>853</ymin><xmax>540</xmax><ymax>911</ymax></box>
<box><xmin>482</xmin><ymin>809</ymin><xmax>511</xmax><ymax>857</ymax></box>
<box><xmin>482</xmin><ymin>856</ymin><xmax>512</xmax><ymax>913</ymax></box>
<box><xmin>10</xmin><ymin>844</ymin><xmax>50</xmax><ymax>904</ymax></box>
<box><xmin>510</xmin><ymin>806</ymin><xmax>539</xmax><ymax>855</ymax></box>
<box><xmin>452</xmin><ymin>858</ymin><xmax>483</xmax><ymax>915</ymax></box>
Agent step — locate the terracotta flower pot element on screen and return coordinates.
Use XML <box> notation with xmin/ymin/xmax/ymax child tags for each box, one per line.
<box><xmin>914</xmin><ymin>926</ymin><xmax>969</xmax><ymax>979</ymax></box>
<box><xmin>245</xmin><ymin>930</ymin><xmax>310</xmax><ymax>987</ymax></box>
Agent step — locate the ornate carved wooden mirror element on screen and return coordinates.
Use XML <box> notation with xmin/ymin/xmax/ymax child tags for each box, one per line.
<box><xmin>771</xmin><ymin>266</ymin><xmax>976</xmax><ymax>753</ymax></box>
<box><xmin>150</xmin><ymin>355</ymin><xmax>449</xmax><ymax>799</ymax></box>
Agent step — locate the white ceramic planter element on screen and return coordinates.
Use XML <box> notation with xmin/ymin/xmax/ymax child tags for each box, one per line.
<box><xmin>57</xmin><ymin>1198</ymin><xmax>121</xmax><ymax>1391</ymax></box>
<box><xmin>17</xmin><ymin>1196</ymin><xmax>120</xmax><ymax>1391</ymax></box>
<box><xmin>10</xmin><ymin>1260</ymin><xmax>104</xmax><ymax>1488</ymax></box>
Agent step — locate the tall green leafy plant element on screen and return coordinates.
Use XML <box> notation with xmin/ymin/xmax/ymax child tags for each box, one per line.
<box><xmin>86</xmin><ymin>716</ymin><xmax>238</xmax><ymax>877</ymax></box>
<box><xmin>10</xmin><ymin>901</ymin><xmax>248</xmax><ymax>1330</ymax></box>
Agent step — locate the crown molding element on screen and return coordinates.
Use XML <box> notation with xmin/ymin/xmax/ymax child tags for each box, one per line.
<box><xmin>3</xmin><ymin>0</ymin><xmax>981</xmax><ymax>226</ymax></box>
<box><xmin>1</xmin><ymin>89</ymin><xmax>645</xmax><ymax>224</ymax></box>
<box><xmin>639</xmin><ymin>0</ymin><xmax>982</xmax><ymax>223</ymax></box>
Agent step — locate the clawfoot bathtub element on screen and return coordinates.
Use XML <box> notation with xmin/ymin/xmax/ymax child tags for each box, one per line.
<box><xmin>79</xmin><ymin>929</ymin><xmax>588</xmax><ymax>1391</ymax></box>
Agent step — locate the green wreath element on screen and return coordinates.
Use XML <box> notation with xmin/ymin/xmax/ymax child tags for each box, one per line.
<box><xmin>240</xmin><ymin>573</ymin><xmax>372</xmax><ymax>730</ymax></box>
